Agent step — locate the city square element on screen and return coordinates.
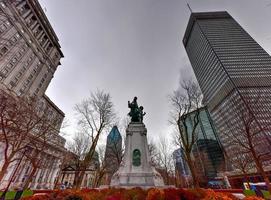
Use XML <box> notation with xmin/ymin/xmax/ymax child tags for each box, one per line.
<box><xmin>0</xmin><ymin>0</ymin><xmax>271</xmax><ymax>199</ymax></box>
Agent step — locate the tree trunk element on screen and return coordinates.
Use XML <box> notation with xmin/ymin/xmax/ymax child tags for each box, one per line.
<box><xmin>92</xmin><ymin>171</ymin><xmax>99</xmax><ymax>188</ymax></box>
<box><xmin>54</xmin><ymin>171</ymin><xmax>64</xmax><ymax>189</ymax></box>
<box><xmin>186</xmin><ymin>153</ymin><xmax>199</xmax><ymax>188</ymax></box>
<box><xmin>74</xmin><ymin>169</ymin><xmax>85</xmax><ymax>189</ymax></box>
<box><xmin>243</xmin><ymin>172</ymin><xmax>250</xmax><ymax>189</ymax></box>
<box><xmin>0</xmin><ymin>160</ymin><xmax>10</xmax><ymax>182</ymax></box>
<box><xmin>255</xmin><ymin>159</ymin><xmax>271</xmax><ymax>192</ymax></box>
<box><xmin>92</xmin><ymin>169</ymin><xmax>105</xmax><ymax>188</ymax></box>
<box><xmin>72</xmin><ymin>169</ymin><xmax>79</xmax><ymax>188</ymax></box>
<box><xmin>251</xmin><ymin>148</ymin><xmax>271</xmax><ymax>192</ymax></box>
<box><xmin>23</xmin><ymin>167</ymin><xmax>38</xmax><ymax>190</ymax></box>
<box><xmin>74</xmin><ymin>135</ymin><xmax>100</xmax><ymax>188</ymax></box>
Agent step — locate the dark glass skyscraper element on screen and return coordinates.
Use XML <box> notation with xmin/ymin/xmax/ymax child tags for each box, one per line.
<box><xmin>104</xmin><ymin>126</ymin><xmax>122</xmax><ymax>184</ymax></box>
<box><xmin>183</xmin><ymin>11</ymin><xmax>271</xmax><ymax>167</ymax></box>
<box><xmin>185</xmin><ymin>107</ymin><xmax>225</xmax><ymax>183</ymax></box>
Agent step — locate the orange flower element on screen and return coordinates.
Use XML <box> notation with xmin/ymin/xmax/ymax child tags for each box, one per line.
<box><xmin>244</xmin><ymin>197</ymin><xmax>265</xmax><ymax>200</ymax></box>
<box><xmin>146</xmin><ymin>188</ymin><xmax>165</xmax><ymax>200</ymax></box>
<box><xmin>203</xmin><ymin>189</ymin><xmax>238</xmax><ymax>200</ymax></box>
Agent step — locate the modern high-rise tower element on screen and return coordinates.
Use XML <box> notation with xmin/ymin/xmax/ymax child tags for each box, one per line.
<box><xmin>104</xmin><ymin>126</ymin><xmax>122</xmax><ymax>184</ymax></box>
<box><xmin>183</xmin><ymin>12</ymin><xmax>271</xmax><ymax>169</ymax></box>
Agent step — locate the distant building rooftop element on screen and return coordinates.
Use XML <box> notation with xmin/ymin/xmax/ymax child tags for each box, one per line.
<box><xmin>183</xmin><ymin>11</ymin><xmax>232</xmax><ymax>46</ymax></box>
<box><xmin>107</xmin><ymin>126</ymin><xmax>122</xmax><ymax>143</ymax></box>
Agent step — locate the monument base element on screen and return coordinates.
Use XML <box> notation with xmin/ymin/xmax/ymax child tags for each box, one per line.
<box><xmin>110</xmin><ymin>122</ymin><xmax>164</xmax><ymax>187</ymax></box>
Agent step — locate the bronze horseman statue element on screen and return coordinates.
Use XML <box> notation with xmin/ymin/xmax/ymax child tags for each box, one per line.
<box><xmin>128</xmin><ymin>97</ymin><xmax>146</xmax><ymax>122</ymax></box>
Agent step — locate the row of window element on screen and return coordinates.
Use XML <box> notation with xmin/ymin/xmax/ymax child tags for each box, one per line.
<box><xmin>0</xmin><ymin>32</ymin><xmax>22</xmax><ymax>59</ymax></box>
<box><xmin>0</xmin><ymin>53</ymin><xmax>22</xmax><ymax>80</ymax></box>
<box><xmin>186</xmin><ymin>25</ymin><xmax>231</xmax><ymax>102</ymax></box>
<box><xmin>213</xmin><ymin>45</ymin><xmax>264</xmax><ymax>51</ymax></box>
<box><xmin>0</xmin><ymin>37</ymin><xmax>29</xmax><ymax>81</ymax></box>
<box><xmin>9</xmin><ymin>55</ymin><xmax>38</xmax><ymax>90</ymax></box>
<box><xmin>18</xmin><ymin>64</ymin><xmax>39</xmax><ymax>96</ymax></box>
<box><xmin>0</xmin><ymin>19</ymin><xmax>12</xmax><ymax>34</ymax></box>
<box><xmin>15</xmin><ymin>2</ymin><xmax>54</xmax><ymax>56</ymax></box>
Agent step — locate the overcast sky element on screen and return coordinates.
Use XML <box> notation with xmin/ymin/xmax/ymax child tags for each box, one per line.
<box><xmin>39</xmin><ymin>0</ymin><xmax>271</xmax><ymax>143</ymax></box>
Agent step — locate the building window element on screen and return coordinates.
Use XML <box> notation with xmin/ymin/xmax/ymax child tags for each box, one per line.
<box><xmin>15</xmin><ymin>33</ymin><xmax>21</xmax><ymax>38</ymax></box>
<box><xmin>9</xmin><ymin>78</ymin><xmax>18</xmax><ymax>88</ymax></box>
<box><xmin>5</xmin><ymin>20</ymin><xmax>9</xmax><ymax>25</ymax></box>
<box><xmin>34</xmin><ymin>88</ymin><xmax>39</xmax><ymax>96</ymax></box>
<box><xmin>16</xmin><ymin>51</ymin><xmax>22</xmax><ymax>57</ymax></box>
<box><xmin>34</xmin><ymin>26</ymin><xmax>42</xmax><ymax>37</ymax></box>
<box><xmin>0</xmin><ymin>24</ymin><xmax>7</xmax><ymax>33</ymax></box>
<box><xmin>18</xmin><ymin>4</ymin><xmax>30</xmax><ymax>15</ymax></box>
<box><xmin>26</xmin><ymin>16</ymin><xmax>36</xmax><ymax>27</ymax></box>
<box><xmin>11</xmin><ymin>36</ymin><xmax>17</xmax><ymax>43</ymax></box>
<box><xmin>0</xmin><ymin>46</ymin><xmax>8</xmax><ymax>57</ymax></box>
<box><xmin>1</xmin><ymin>68</ymin><xmax>8</xmax><ymax>76</ymax></box>
<box><xmin>6</xmin><ymin>63</ymin><xmax>12</xmax><ymax>69</ymax></box>
<box><xmin>0</xmin><ymin>2</ymin><xmax>6</xmax><ymax>8</ymax></box>
<box><xmin>46</xmin><ymin>43</ymin><xmax>53</xmax><ymax>53</ymax></box>
<box><xmin>20</xmin><ymin>47</ymin><xmax>25</xmax><ymax>53</ymax></box>
<box><xmin>11</xmin><ymin>57</ymin><xmax>17</xmax><ymax>64</ymax></box>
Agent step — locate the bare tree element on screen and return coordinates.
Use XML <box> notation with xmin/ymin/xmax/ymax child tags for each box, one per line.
<box><xmin>72</xmin><ymin>90</ymin><xmax>115</xmax><ymax>188</ymax></box>
<box><xmin>21</xmin><ymin>104</ymin><xmax>63</xmax><ymax>189</ymax></box>
<box><xmin>222</xmin><ymin>92</ymin><xmax>271</xmax><ymax>192</ymax></box>
<box><xmin>227</xmin><ymin>149</ymin><xmax>254</xmax><ymax>188</ymax></box>
<box><xmin>169</xmin><ymin>80</ymin><xmax>202</xmax><ymax>188</ymax></box>
<box><xmin>68</xmin><ymin>132</ymin><xmax>91</xmax><ymax>161</ymax></box>
<box><xmin>154</xmin><ymin>136</ymin><xmax>175</xmax><ymax>185</ymax></box>
<box><xmin>91</xmin><ymin>146</ymin><xmax>107</xmax><ymax>187</ymax></box>
<box><xmin>0</xmin><ymin>89</ymin><xmax>60</xmax><ymax>183</ymax></box>
<box><xmin>65</xmin><ymin>132</ymin><xmax>90</xmax><ymax>188</ymax></box>
<box><xmin>148</xmin><ymin>139</ymin><xmax>160</xmax><ymax>167</ymax></box>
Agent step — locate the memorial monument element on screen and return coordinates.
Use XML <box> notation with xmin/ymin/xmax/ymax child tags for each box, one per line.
<box><xmin>110</xmin><ymin>97</ymin><xmax>164</xmax><ymax>187</ymax></box>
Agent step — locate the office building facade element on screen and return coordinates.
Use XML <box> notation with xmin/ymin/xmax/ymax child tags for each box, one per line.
<box><xmin>183</xmin><ymin>11</ymin><xmax>271</xmax><ymax>169</ymax></box>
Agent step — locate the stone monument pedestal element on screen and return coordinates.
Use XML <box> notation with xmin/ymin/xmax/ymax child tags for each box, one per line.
<box><xmin>110</xmin><ymin>122</ymin><xmax>164</xmax><ymax>187</ymax></box>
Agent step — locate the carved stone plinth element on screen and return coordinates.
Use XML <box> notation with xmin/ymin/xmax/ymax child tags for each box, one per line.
<box><xmin>110</xmin><ymin>122</ymin><xmax>164</xmax><ymax>187</ymax></box>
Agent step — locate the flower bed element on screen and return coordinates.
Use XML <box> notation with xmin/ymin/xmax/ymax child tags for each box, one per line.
<box><xmin>22</xmin><ymin>188</ymin><xmax>264</xmax><ymax>200</ymax></box>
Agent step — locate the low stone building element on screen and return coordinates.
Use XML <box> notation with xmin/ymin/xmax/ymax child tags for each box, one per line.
<box><xmin>55</xmin><ymin>151</ymin><xmax>100</xmax><ymax>189</ymax></box>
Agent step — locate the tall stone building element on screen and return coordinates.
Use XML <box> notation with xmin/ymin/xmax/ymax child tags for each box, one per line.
<box><xmin>0</xmin><ymin>0</ymin><xmax>65</xmax><ymax>189</ymax></box>
<box><xmin>183</xmin><ymin>12</ymin><xmax>271</xmax><ymax>170</ymax></box>
<box><xmin>104</xmin><ymin>126</ymin><xmax>122</xmax><ymax>184</ymax></box>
